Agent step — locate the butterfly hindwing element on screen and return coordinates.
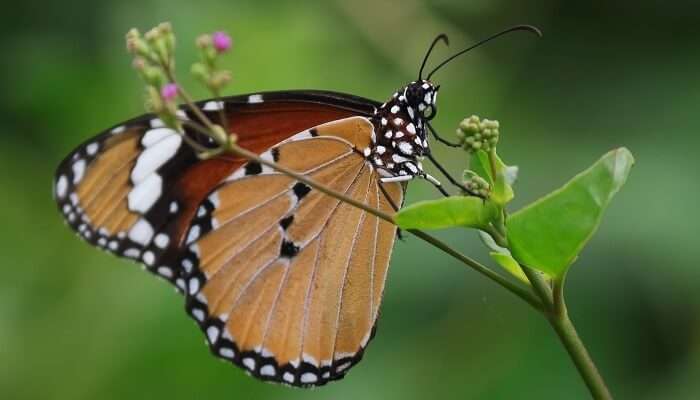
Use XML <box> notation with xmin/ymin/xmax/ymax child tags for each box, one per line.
<box><xmin>180</xmin><ymin>117</ymin><xmax>402</xmax><ymax>386</ymax></box>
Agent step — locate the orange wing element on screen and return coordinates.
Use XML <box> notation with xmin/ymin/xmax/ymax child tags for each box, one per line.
<box><xmin>179</xmin><ymin>117</ymin><xmax>403</xmax><ymax>386</ymax></box>
<box><xmin>53</xmin><ymin>94</ymin><xmax>370</xmax><ymax>286</ymax></box>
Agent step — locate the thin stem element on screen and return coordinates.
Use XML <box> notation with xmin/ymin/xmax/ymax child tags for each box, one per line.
<box><xmin>520</xmin><ymin>264</ymin><xmax>612</xmax><ymax>399</ymax></box>
<box><xmin>520</xmin><ymin>264</ymin><xmax>553</xmax><ymax>307</ymax></box>
<box><xmin>409</xmin><ymin>229</ymin><xmax>543</xmax><ymax>311</ymax></box>
<box><xmin>549</xmin><ymin>304</ymin><xmax>613</xmax><ymax>399</ymax></box>
<box><xmin>225</xmin><ymin>142</ymin><xmax>395</xmax><ymax>223</ymax></box>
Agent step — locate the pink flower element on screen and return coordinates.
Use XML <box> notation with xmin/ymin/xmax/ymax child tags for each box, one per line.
<box><xmin>212</xmin><ymin>31</ymin><xmax>232</xmax><ymax>53</ymax></box>
<box><xmin>161</xmin><ymin>83</ymin><xmax>178</xmax><ymax>101</ymax></box>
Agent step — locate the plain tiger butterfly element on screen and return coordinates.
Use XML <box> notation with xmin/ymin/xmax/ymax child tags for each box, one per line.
<box><xmin>53</xmin><ymin>26</ymin><xmax>539</xmax><ymax>387</ymax></box>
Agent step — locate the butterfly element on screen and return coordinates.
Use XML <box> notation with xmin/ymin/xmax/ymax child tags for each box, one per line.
<box><xmin>53</xmin><ymin>26</ymin><xmax>537</xmax><ymax>387</ymax></box>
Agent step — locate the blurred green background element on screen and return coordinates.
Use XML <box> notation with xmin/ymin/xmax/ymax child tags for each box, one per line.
<box><xmin>2</xmin><ymin>1</ymin><xmax>699</xmax><ymax>399</ymax></box>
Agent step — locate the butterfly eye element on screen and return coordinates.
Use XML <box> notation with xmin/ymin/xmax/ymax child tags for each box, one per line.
<box><xmin>423</xmin><ymin>104</ymin><xmax>437</xmax><ymax>120</ymax></box>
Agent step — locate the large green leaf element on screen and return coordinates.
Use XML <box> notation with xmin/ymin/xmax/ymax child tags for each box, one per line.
<box><xmin>395</xmin><ymin>197</ymin><xmax>497</xmax><ymax>230</ymax></box>
<box><xmin>506</xmin><ymin>148</ymin><xmax>634</xmax><ymax>277</ymax></box>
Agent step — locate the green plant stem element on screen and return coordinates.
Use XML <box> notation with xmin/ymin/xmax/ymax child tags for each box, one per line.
<box><xmin>549</xmin><ymin>303</ymin><xmax>612</xmax><ymax>399</ymax></box>
<box><xmin>521</xmin><ymin>265</ymin><xmax>612</xmax><ymax>399</ymax></box>
<box><xmin>409</xmin><ymin>230</ymin><xmax>542</xmax><ymax>310</ymax></box>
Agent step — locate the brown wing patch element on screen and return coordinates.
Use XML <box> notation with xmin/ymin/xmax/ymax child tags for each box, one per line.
<box><xmin>300</xmin><ymin>166</ymin><xmax>372</xmax><ymax>367</ymax></box>
<box><xmin>315</xmin><ymin>116</ymin><xmax>374</xmax><ymax>150</ymax></box>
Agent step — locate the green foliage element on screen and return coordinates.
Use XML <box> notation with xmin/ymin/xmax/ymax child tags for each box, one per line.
<box><xmin>395</xmin><ymin>196</ymin><xmax>498</xmax><ymax>230</ymax></box>
<box><xmin>490</xmin><ymin>252</ymin><xmax>530</xmax><ymax>284</ymax></box>
<box><xmin>469</xmin><ymin>149</ymin><xmax>516</xmax><ymax>205</ymax></box>
<box><xmin>506</xmin><ymin>148</ymin><xmax>635</xmax><ymax>277</ymax></box>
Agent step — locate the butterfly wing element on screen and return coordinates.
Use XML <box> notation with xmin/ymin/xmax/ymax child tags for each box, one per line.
<box><xmin>53</xmin><ymin>91</ymin><xmax>378</xmax><ymax>286</ymax></box>
<box><xmin>179</xmin><ymin>117</ymin><xmax>402</xmax><ymax>386</ymax></box>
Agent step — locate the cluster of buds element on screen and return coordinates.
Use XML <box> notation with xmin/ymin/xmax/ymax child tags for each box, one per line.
<box><xmin>456</xmin><ymin>115</ymin><xmax>500</xmax><ymax>153</ymax></box>
<box><xmin>191</xmin><ymin>32</ymin><xmax>233</xmax><ymax>93</ymax></box>
<box><xmin>126</xmin><ymin>23</ymin><xmax>181</xmax><ymax>128</ymax></box>
<box><xmin>462</xmin><ymin>170</ymin><xmax>491</xmax><ymax>198</ymax></box>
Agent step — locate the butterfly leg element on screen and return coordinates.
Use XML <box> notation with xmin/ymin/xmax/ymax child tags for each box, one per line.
<box><xmin>424</xmin><ymin>153</ymin><xmax>481</xmax><ymax>197</ymax></box>
<box><xmin>427</xmin><ymin>122</ymin><xmax>462</xmax><ymax>147</ymax></box>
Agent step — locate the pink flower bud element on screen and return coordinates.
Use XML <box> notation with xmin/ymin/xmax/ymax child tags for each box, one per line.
<box><xmin>212</xmin><ymin>31</ymin><xmax>232</xmax><ymax>53</ymax></box>
<box><xmin>161</xmin><ymin>83</ymin><xmax>178</xmax><ymax>101</ymax></box>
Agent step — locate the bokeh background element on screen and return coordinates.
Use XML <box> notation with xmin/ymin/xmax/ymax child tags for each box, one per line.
<box><xmin>2</xmin><ymin>1</ymin><xmax>699</xmax><ymax>399</ymax></box>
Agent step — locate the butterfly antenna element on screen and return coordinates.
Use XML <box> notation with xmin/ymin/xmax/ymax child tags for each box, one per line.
<box><xmin>418</xmin><ymin>34</ymin><xmax>449</xmax><ymax>80</ymax></box>
<box><xmin>426</xmin><ymin>25</ymin><xmax>541</xmax><ymax>80</ymax></box>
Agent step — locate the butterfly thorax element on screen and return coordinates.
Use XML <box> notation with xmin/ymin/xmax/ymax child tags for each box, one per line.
<box><xmin>367</xmin><ymin>80</ymin><xmax>438</xmax><ymax>180</ymax></box>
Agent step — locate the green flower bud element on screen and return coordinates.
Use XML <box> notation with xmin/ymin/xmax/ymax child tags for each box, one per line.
<box><xmin>196</xmin><ymin>34</ymin><xmax>212</xmax><ymax>49</ymax></box>
<box><xmin>456</xmin><ymin>115</ymin><xmax>501</xmax><ymax>153</ymax></box>
<box><xmin>462</xmin><ymin>170</ymin><xmax>491</xmax><ymax>198</ymax></box>
<box><xmin>208</xmin><ymin>70</ymin><xmax>232</xmax><ymax>90</ymax></box>
<box><xmin>190</xmin><ymin>62</ymin><xmax>210</xmax><ymax>83</ymax></box>
<box><xmin>142</xmin><ymin>65</ymin><xmax>165</xmax><ymax>87</ymax></box>
<box><xmin>146</xmin><ymin>86</ymin><xmax>163</xmax><ymax>113</ymax></box>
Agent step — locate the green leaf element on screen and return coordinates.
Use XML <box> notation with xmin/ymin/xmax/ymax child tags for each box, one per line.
<box><xmin>469</xmin><ymin>150</ymin><xmax>494</xmax><ymax>182</ymax></box>
<box><xmin>490</xmin><ymin>252</ymin><xmax>530</xmax><ymax>285</ymax></box>
<box><xmin>506</xmin><ymin>148</ymin><xmax>634</xmax><ymax>277</ymax></box>
<box><xmin>395</xmin><ymin>197</ymin><xmax>497</xmax><ymax>230</ymax></box>
<box><xmin>469</xmin><ymin>150</ymin><xmax>516</xmax><ymax>205</ymax></box>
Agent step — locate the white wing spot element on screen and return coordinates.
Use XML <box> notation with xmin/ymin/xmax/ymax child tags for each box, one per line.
<box><xmin>72</xmin><ymin>159</ymin><xmax>86</xmax><ymax>184</ymax></box>
<box><xmin>154</xmin><ymin>233</ymin><xmax>170</xmax><ymax>249</ymax></box>
<box><xmin>128</xmin><ymin>219</ymin><xmax>154</xmax><ymax>245</ymax></box>
<box><xmin>203</xmin><ymin>101</ymin><xmax>224</xmax><ymax>111</ymax></box>
<box><xmin>124</xmin><ymin>248</ymin><xmax>141</xmax><ymax>258</ymax></box>
<box><xmin>142</xmin><ymin>251</ymin><xmax>155</xmax><ymax>266</ymax></box>
<box><xmin>188</xmin><ymin>278</ymin><xmax>200</xmax><ymax>295</ymax></box>
<box><xmin>242</xmin><ymin>358</ymin><xmax>256</xmax><ymax>371</ymax></box>
<box><xmin>128</xmin><ymin>174</ymin><xmax>162</xmax><ymax>213</ymax></box>
<box><xmin>86</xmin><ymin>142</ymin><xmax>99</xmax><ymax>156</ymax></box>
<box><xmin>300</xmin><ymin>373</ymin><xmax>318</xmax><ymax>384</ymax></box>
<box><xmin>131</xmin><ymin>135</ymin><xmax>182</xmax><ymax>184</ymax></box>
<box><xmin>247</xmin><ymin>94</ymin><xmax>263</xmax><ymax>103</ymax></box>
<box><xmin>157</xmin><ymin>266</ymin><xmax>173</xmax><ymax>278</ymax></box>
<box><xmin>191</xmin><ymin>307</ymin><xmax>205</xmax><ymax>322</ymax></box>
<box><xmin>141</xmin><ymin>127</ymin><xmax>177</xmax><ymax>147</ymax></box>
<box><xmin>206</xmin><ymin>325</ymin><xmax>220</xmax><ymax>343</ymax></box>
<box><xmin>150</xmin><ymin>118</ymin><xmax>165</xmax><ymax>128</ymax></box>
<box><xmin>260</xmin><ymin>365</ymin><xmax>276</xmax><ymax>376</ymax></box>
<box><xmin>186</xmin><ymin>225</ymin><xmax>201</xmax><ymax>244</ymax></box>
<box><xmin>56</xmin><ymin>175</ymin><xmax>68</xmax><ymax>198</ymax></box>
<box><xmin>219</xmin><ymin>347</ymin><xmax>235</xmax><ymax>359</ymax></box>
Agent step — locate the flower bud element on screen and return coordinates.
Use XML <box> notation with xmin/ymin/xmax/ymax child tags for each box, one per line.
<box><xmin>212</xmin><ymin>31</ymin><xmax>232</xmax><ymax>53</ymax></box>
<box><xmin>190</xmin><ymin>62</ymin><xmax>210</xmax><ymax>83</ymax></box>
<box><xmin>462</xmin><ymin>170</ymin><xmax>491</xmax><ymax>198</ymax></box>
<box><xmin>208</xmin><ymin>70</ymin><xmax>232</xmax><ymax>90</ymax></box>
<box><xmin>456</xmin><ymin>115</ymin><xmax>500</xmax><ymax>153</ymax></box>
<box><xmin>196</xmin><ymin>34</ymin><xmax>212</xmax><ymax>49</ymax></box>
<box><xmin>161</xmin><ymin>83</ymin><xmax>178</xmax><ymax>101</ymax></box>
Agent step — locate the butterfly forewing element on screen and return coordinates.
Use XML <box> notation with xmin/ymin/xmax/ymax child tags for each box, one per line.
<box><xmin>53</xmin><ymin>92</ymin><xmax>376</xmax><ymax>286</ymax></box>
<box><xmin>181</xmin><ymin>117</ymin><xmax>402</xmax><ymax>386</ymax></box>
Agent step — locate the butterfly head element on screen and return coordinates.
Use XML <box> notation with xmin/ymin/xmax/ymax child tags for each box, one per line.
<box><xmin>367</xmin><ymin>80</ymin><xmax>439</xmax><ymax>180</ymax></box>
